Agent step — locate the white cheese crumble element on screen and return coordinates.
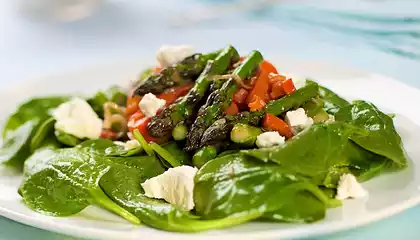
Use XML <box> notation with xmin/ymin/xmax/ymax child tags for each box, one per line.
<box><xmin>114</xmin><ymin>140</ymin><xmax>140</xmax><ymax>150</ymax></box>
<box><xmin>141</xmin><ymin>166</ymin><xmax>198</xmax><ymax>211</ymax></box>
<box><xmin>156</xmin><ymin>45</ymin><xmax>195</xmax><ymax>67</ymax></box>
<box><xmin>256</xmin><ymin>131</ymin><xmax>285</xmax><ymax>148</ymax></box>
<box><xmin>336</xmin><ymin>173</ymin><xmax>368</xmax><ymax>200</ymax></box>
<box><xmin>138</xmin><ymin>93</ymin><xmax>166</xmax><ymax>117</ymax></box>
<box><xmin>53</xmin><ymin>97</ymin><xmax>103</xmax><ymax>139</ymax></box>
<box><xmin>285</xmin><ymin>108</ymin><xmax>314</xmax><ymax>134</ymax></box>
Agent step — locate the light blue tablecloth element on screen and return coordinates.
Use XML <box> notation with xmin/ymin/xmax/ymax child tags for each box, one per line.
<box><xmin>0</xmin><ymin>1</ymin><xmax>419</xmax><ymax>239</ymax></box>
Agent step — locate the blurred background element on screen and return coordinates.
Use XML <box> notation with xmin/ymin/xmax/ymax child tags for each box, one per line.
<box><xmin>0</xmin><ymin>0</ymin><xmax>419</xmax><ymax>239</ymax></box>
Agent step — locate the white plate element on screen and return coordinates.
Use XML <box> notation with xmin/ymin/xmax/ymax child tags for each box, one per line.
<box><xmin>0</xmin><ymin>57</ymin><xmax>420</xmax><ymax>240</ymax></box>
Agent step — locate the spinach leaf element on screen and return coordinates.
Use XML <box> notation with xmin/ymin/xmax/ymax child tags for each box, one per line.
<box><xmin>87</xmin><ymin>86</ymin><xmax>127</xmax><ymax>117</ymax></box>
<box><xmin>76</xmin><ymin>139</ymin><xmax>143</xmax><ymax>157</ymax></box>
<box><xmin>18</xmin><ymin>144</ymin><xmax>170</xmax><ymax>224</ymax></box>
<box><xmin>335</xmin><ymin>100</ymin><xmax>408</xmax><ymax>168</ymax></box>
<box><xmin>55</xmin><ymin>130</ymin><xmax>81</xmax><ymax>147</ymax></box>
<box><xmin>193</xmin><ymin>153</ymin><xmax>336</xmax><ymax>221</ymax></box>
<box><xmin>307</xmin><ymin>80</ymin><xmax>349</xmax><ymax>114</ymax></box>
<box><xmin>30</xmin><ymin>117</ymin><xmax>55</xmax><ymax>152</ymax></box>
<box><xmin>302</xmin><ymin>98</ymin><xmax>329</xmax><ymax>123</ymax></box>
<box><xmin>262</xmin><ymin>191</ymin><xmax>325</xmax><ymax>223</ymax></box>
<box><xmin>100</xmin><ymin>163</ymin><xmax>261</xmax><ymax>232</ymax></box>
<box><xmin>242</xmin><ymin>123</ymin><xmax>352</xmax><ymax>184</ymax></box>
<box><xmin>0</xmin><ymin>97</ymin><xmax>68</xmax><ymax>169</ymax></box>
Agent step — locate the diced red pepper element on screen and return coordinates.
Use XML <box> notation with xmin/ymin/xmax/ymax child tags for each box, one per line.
<box><xmin>268</xmin><ymin>73</ymin><xmax>286</xmax><ymax>86</ymax></box>
<box><xmin>233</xmin><ymin>88</ymin><xmax>249</xmax><ymax>105</ymax></box>
<box><xmin>248</xmin><ymin>95</ymin><xmax>266</xmax><ymax>112</ymax></box>
<box><xmin>282</xmin><ymin>78</ymin><xmax>296</xmax><ymax>95</ymax></box>
<box><xmin>270</xmin><ymin>81</ymin><xmax>286</xmax><ymax>100</ymax></box>
<box><xmin>246</xmin><ymin>60</ymin><xmax>278</xmax><ymax>104</ymax></box>
<box><xmin>126</xmin><ymin>95</ymin><xmax>142</xmax><ymax>117</ymax></box>
<box><xmin>225</xmin><ymin>102</ymin><xmax>239</xmax><ymax>115</ymax></box>
<box><xmin>260</xmin><ymin>60</ymin><xmax>278</xmax><ymax>75</ymax></box>
<box><xmin>157</xmin><ymin>82</ymin><xmax>194</xmax><ymax>105</ymax></box>
<box><xmin>262</xmin><ymin>113</ymin><xmax>293</xmax><ymax>139</ymax></box>
<box><xmin>128</xmin><ymin>116</ymin><xmax>160</xmax><ymax>143</ymax></box>
<box><xmin>127</xmin><ymin>110</ymin><xmax>145</xmax><ymax>127</ymax></box>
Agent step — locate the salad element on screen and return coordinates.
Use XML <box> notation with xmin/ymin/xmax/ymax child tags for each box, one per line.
<box><xmin>0</xmin><ymin>45</ymin><xmax>408</xmax><ymax>232</ymax></box>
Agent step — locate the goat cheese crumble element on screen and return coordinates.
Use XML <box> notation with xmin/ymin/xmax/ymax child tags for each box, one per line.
<box><xmin>138</xmin><ymin>93</ymin><xmax>166</xmax><ymax>117</ymax></box>
<box><xmin>156</xmin><ymin>45</ymin><xmax>195</xmax><ymax>67</ymax></box>
<box><xmin>285</xmin><ymin>108</ymin><xmax>314</xmax><ymax>134</ymax></box>
<box><xmin>256</xmin><ymin>131</ymin><xmax>285</xmax><ymax>148</ymax></box>
<box><xmin>114</xmin><ymin>139</ymin><xmax>140</xmax><ymax>151</ymax></box>
<box><xmin>53</xmin><ymin>98</ymin><xmax>103</xmax><ymax>139</ymax></box>
<box><xmin>141</xmin><ymin>166</ymin><xmax>198</xmax><ymax>211</ymax></box>
<box><xmin>336</xmin><ymin>173</ymin><xmax>368</xmax><ymax>200</ymax></box>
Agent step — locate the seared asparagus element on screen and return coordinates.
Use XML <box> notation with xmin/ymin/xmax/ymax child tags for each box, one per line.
<box><xmin>147</xmin><ymin>45</ymin><xmax>240</xmax><ymax>138</ymax></box>
<box><xmin>264</xmin><ymin>81</ymin><xmax>319</xmax><ymax>116</ymax></box>
<box><xmin>185</xmin><ymin>51</ymin><xmax>264</xmax><ymax>151</ymax></box>
<box><xmin>230</xmin><ymin>123</ymin><xmax>262</xmax><ymax>146</ymax></box>
<box><xmin>198</xmin><ymin>82</ymin><xmax>320</xmax><ymax>149</ymax></box>
<box><xmin>199</xmin><ymin>111</ymin><xmax>262</xmax><ymax>147</ymax></box>
<box><xmin>133</xmin><ymin>50</ymin><xmax>221</xmax><ymax>95</ymax></box>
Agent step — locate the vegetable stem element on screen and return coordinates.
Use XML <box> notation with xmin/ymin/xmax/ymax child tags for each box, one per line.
<box><xmin>149</xmin><ymin>142</ymin><xmax>181</xmax><ymax>167</ymax></box>
<box><xmin>133</xmin><ymin>129</ymin><xmax>155</xmax><ymax>157</ymax></box>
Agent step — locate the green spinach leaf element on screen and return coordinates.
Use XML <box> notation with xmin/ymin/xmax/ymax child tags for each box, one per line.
<box><xmin>18</xmin><ymin>143</ymin><xmax>169</xmax><ymax>224</ymax></box>
<box><xmin>242</xmin><ymin>123</ymin><xmax>352</xmax><ymax>184</ymax></box>
<box><xmin>55</xmin><ymin>130</ymin><xmax>81</xmax><ymax>147</ymax></box>
<box><xmin>193</xmin><ymin>153</ymin><xmax>336</xmax><ymax>221</ymax></box>
<box><xmin>262</xmin><ymin>191</ymin><xmax>325</xmax><ymax>223</ymax></box>
<box><xmin>0</xmin><ymin>97</ymin><xmax>68</xmax><ymax>169</ymax></box>
<box><xmin>99</xmin><ymin>163</ymin><xmax>260</xmax><ymax>232</ymax></box>
<box><xmin>307</xmin><ymin>80</ymin><xmax>349</xmax><ymax>114</ymax></box>
<box><xmin>335</xmin><ymin>100</ymin><xmax>408</xmax><ymax>168</ymax></box>
<box><xmin>30</xmin><ymin>117</ymin><xmax>55</xmax><ymax>152</ymax></box>
<box><xmin>87</xmin><ymin>86</ymin><xmax>127</xmax><ymax>117</ymax></box>
<box><xmin>77</xmin><ymin>139</ymin><xmax>143</xmax><ymax>157</ymax></box>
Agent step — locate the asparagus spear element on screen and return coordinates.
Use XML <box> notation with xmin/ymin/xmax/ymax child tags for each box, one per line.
<box><xmin>264</xmin><ymin>81</ymin><xmax>319</xmax><ymax>116</ymax></box>
<box><xmin>185</xmin><ymin>51</ymin><xmax>264</xmax><ymax>151</ymax></box>
<box><xmin>199</xmin><ymin>82</ymin><xmax>320</xmax><ymax>148</ymax></box>
<box><xmin>147</xmin><ymin>45</ymin><xmax>240</xmax><ymax>138</ymax></box>
<box><xmin>230</xmin><ymin>123</ymin><xmax>263</xmax><ymax>146</ymax></box>
<box><xmin>199</xmin><ymin>111</ymin><xmax>262</xmax><ymax>147</ymax></box>
<box><xmin>133</xmin><ymin>50</ymin><xmax>221</xmax><ymax>95</ymax></box>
